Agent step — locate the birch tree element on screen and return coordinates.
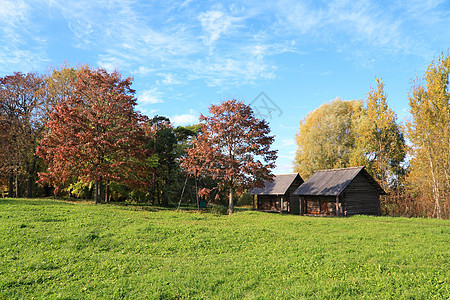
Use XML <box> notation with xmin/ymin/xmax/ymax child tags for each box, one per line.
<box><xmin>406</xmin><ymin>52</ymin><xmax>450</xmax><ymax>218</ymax></box>
<box><xmin>357</xmin><ymin>78</ymin><xmax>406</xmax><ymax>191</ymax></box>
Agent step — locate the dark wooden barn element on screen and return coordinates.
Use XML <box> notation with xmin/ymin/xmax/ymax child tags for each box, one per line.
<box><xmin>292</xmin><ymin>166</ymin><xmax>385</xmax><ymax>216</ymax></box>
<box><xmin>248</xmin><ymin>173</ymin><xmax>304</xmax><ymax>213</ymax></box>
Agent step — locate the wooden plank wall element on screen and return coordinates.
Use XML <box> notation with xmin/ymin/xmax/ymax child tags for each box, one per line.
<box><xmin>286</xmin><ymin>176</ymin><xmax>303</xmax><ymax>214</ymax></box>
<box><xmin>257</xmin><ymin>195</ymin><xmax>282</xmax><ymax>211</ymax></box>
<box><xmin>344</xmin><ymin>173</ymin><xmax>381</xmax><ymax>216</ymax></box>
<box><xmin>290</xmin><ymin>196</ymin><xmax>300</xmax><ymax>214</ymax></box>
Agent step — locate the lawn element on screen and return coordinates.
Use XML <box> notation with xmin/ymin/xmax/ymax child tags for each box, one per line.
<box><xmin>0</xmin><ymin>198</ymin><xmax>449</xmax><ymax>299</ymax></box>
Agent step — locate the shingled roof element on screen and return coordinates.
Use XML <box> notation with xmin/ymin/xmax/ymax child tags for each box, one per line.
<box><xmin>293</xmin><ymin>166</ymin><xmax>386</xmax><ymax>196</ymax></box>
<box><xmin>248</xmin><ymin>173</ymin><xmax>303</xmax><ymax>195</ymax></box>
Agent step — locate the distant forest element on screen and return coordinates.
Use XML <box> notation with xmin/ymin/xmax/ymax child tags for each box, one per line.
<box><xmin>1</xmin><ymin>53</ymin><xmax>450</xmax><ymax>219</ymax></box>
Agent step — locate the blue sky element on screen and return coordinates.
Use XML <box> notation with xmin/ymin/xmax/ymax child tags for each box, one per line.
<box><xmin>1</xmin><ymin>0</ymin><xmax>450</xmax><ymax>173</ymax></box>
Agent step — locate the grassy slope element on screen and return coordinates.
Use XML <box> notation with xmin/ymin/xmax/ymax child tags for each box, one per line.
<box><xmin>0</xmin><ymin>199</ymin><xmax>448</xmax><ymax>299</ymax></box>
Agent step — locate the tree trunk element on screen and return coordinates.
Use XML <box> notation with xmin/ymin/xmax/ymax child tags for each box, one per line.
<box><xmin>26</xmin><ymin>156</ymin><xmax>37</xmax><ymax>198</ymax></box>
<box><xmin>177</xmin><ymin>176</ymin><xmax>188</xmax><ymax>210</ymax></box>
<box><xmin>94</xmin><ymin>180</ymin><xmax>100</xmax><ymax>204</ymax></box>
<box><xmin>8</xmin><ymin>173</ymin><xmax>14</xmax><ymax>198</ymax></box>
<box><xmin>105</xmin><ymin>181</ymin><xmax>109</xmax><ymax>203</ymax></box>
<box><xmin>228</xmin><ymin>187</ymin><xmax>234</xmax><ymax>214</ymax></box>
<box><xmin>15</xmin><ymin>172</ymin><xmax>20</xmax><ymax>198</ymax></box>
<box><xmin>195</xmin><ymin>177</ymin><xmax>199</xmax><ymax>210</ymax></box>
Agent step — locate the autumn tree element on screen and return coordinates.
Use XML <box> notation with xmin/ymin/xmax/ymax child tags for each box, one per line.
<box><xmin>406</xmin><ymin>52</ymin><xmax>450</xmax><ymax>218</ymax></box>
<box><xmin>40</xmin><ymin>64</ymin><xmax>78</xmax><ymax>121</ymax></box>
<box><xmin>294</xmin><ymin>99</ymin><xmax>365</xmax><ymax>177</ymax></box>
<box><xmin>356</xmin><ymin>79</ymin><xmax>406</xmax><ymax>189</ymax></box>
<box><xmin>37</xmin><ymin>67</ymin><xmax>152</xmax><ymax>203</ymax></box>
<box><xmin>0</xmin><ymin>72</ymin><xmax>44</xmax><ymax>198</ymax></box>
<box><xmin>182</xmin><ymin>99</ymin><xmax>277</xmax><ymax>214</ymax></box>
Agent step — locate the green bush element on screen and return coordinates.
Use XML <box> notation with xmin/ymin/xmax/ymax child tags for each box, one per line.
<box><xmin>236</xmin><ymin>192</ymin><xmax>253</xmax><ymax>206</ymax></box>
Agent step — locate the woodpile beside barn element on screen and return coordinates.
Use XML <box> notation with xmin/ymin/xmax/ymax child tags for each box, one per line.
<box><xmin>250</xmin><ymin>166</ymin><xmax>385</xmax><ymax>216</ymax></box>
<box><xmin>248</xmin><ymin>173</ymin><xmax>303</xmax><ymax>213</ymax></box>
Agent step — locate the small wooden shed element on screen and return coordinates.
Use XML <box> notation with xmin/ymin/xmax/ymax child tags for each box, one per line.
<box><xmin>248</xmin><ymin>173</ymin><xmax>304</xmax><ymax>213</ymax></box>
<box><xmin>292</xmin><ymin>166</ymin><xmax>385</xmax><ymax>216</ymax></box>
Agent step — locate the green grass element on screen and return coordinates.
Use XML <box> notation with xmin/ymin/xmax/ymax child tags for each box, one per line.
<box><xmin>0</xmin><ymin>198</ymin><xmax>449</xmax><ymax>299</ymax></box>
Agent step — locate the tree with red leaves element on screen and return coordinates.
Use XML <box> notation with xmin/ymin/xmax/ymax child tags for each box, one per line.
<box><xmin>37</xmin><ymin>67</ymin><xmax>152</xmax><ymax>203</ymax></box>
<box><xmin>182</xmin><ymin>99</ymin><xmax>277</xmax><ymax>214</ymax></box>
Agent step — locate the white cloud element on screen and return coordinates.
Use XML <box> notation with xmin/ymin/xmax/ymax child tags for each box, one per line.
<box><xmin>0</xmin><ymin>0</ymin><xmax>29</xmax><ymax>24</ymax></box>
<box><xmin>279</xmin><ymin>138</ymin><xmax>295</xmax><ymax>148</ymax></box>
<box><xmin>198</xmin><ymin>10</ymin><xmax>236</xmax><ymax>46</ymax></box>
<box><xmin>275</xmin><ymin>0</ymin><xmax>436</xmax><ymax>57</ymax></box>
<box><xmin>136</xmin><ymin>106</ymin><xmax>159</xmax><ymax>117</ymax></box>
<box><xmin>172</xmin><ymin>113</ymin><xmax>198</xmax><ymax>126</ymax></box>
<box><xmin>273</xmin><ymin>163</ymin><xmax>294</xmax><ymax>174</ymax></box>
<box><xmin>158</xmin><ymin>73</ymin><xmax>183</xmax><ymax>85</ymax></box>
<box><xmin>137</xmin><ymin>88</ymin><xmax>164</xmax><ymax>104</ymax></box>
<box><xmin>0</xmin><ymin>0</ymin><xmax>49</xmax><ymax>73</ymax></box>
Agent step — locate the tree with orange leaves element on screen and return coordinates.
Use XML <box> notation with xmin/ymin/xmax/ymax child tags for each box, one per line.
<box><xmin>182</xmin><ymin>99</ymin><xmax>277</xmax><ymax>214</ymax></box>
<box><xmin>37</xmin><ymin>67</ymin><xmax>153</xmax><ymax>203</ymax></box>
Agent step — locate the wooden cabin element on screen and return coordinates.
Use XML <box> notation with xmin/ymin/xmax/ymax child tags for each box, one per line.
<box><xmin>248</xmin><ymin>174</ymin><xmax>303</xmax><ymax>213</ymax></box>
<box><xmin>292</xmin><ymin>166</ymin><xmax>385</xmax><ymax>216</ymax></box>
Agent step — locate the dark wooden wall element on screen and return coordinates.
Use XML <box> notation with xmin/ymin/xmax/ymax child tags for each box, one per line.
<box><xmin>286</xmin><ymin>176</ymin><xmax>303</xmax><ymax>214</ymax></box>
<box><xmin>257</xmin><ymin>195</ymin><xmax>282</xmax><ymax>211</ymax></box>
<box><xmin>343</xmin><ymin>173</ymin><xmax>381</xmax><ymax>216</ymax></box>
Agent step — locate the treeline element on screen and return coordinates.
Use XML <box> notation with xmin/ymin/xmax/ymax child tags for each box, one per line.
<box><xmin>294</xmin><ymin>52</ymin><xmax>450</xmax><ymax>219</ymax></box>
<box><xmin>2</xmin><ymin>53</ymin><xmax>450</xmax><ymax>219</ymax></box>
<box><xmin>0</xmin><ymin>65</ymin><xmax>210</xmax><ymax>206</ymax></box>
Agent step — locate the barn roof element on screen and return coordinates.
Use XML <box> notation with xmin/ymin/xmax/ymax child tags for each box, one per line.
<box><xmin>293</xmin><ymin>166</ymin><xmax>386</xmax><ymax>196</ymax></box>
<box><xmin>248</xmin><ymin>173</ymin><xmax>303</xmax><ymax>195</ymax></box>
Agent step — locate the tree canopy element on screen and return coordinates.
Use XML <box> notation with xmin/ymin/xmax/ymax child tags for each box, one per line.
<box><xmin>37</xmin><ymin>67</ymin><xmax>151</xmax><ymax>203</ymax></box>
<box><xmin>182</xmin><ymin>99</ymin><xmax>277</xmax><ymax>214</ymax></box>
<box><xmin>406</xmin><ymin>52</ymin><xmax>450</xmax><ymax>218</ymax></box>
<box><xmin>294</xmin><ymin>99</ymin><xmax>365</xmax><ymax>177</ymax></box>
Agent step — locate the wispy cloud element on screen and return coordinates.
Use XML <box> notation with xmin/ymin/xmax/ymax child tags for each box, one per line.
<box><xmin>158</xmin><ymin>73</ymin><xmax>184</xmax><ymax>85</ymax></box>
<box><xmin>275</xmin><ymin>0</ymin><xmax>450</xmax><ymax>59</ymax></box>
<box><xmin>198</xmin><ymin>10</ymin><xmax>241</xmax><ymax>46</ymax></box>
<box><xmin>0</xmin><ymin>0</ymin><xmax>48</xmax><ymax>73</ymax></box>
<box><xmin>137</xmin><ymin>88</ymin><xmax>164</xmax><ymax>104</ymax></box>
<box><xmin>2</xmin><ymin>0</ymin><xmax>449</xmax><ymax>84</ymax></box>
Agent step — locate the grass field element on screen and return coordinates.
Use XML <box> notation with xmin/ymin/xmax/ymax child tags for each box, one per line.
<box><xmin>0</xmin><ymin>198</ymin><xmax>449</xmax><ymax>299</ymax></box>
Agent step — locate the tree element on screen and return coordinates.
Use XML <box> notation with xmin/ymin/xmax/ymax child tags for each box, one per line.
<box><xmin>294</xmin><ymin>99</ymin><xmax>365</xmax><ymax>177</ymax></box>
<box><xmin>356</xmin><ymin>79</ymin><xmax>406</xmax><ymax>188</ymax></box>
<box><xmin>406</xmin><ymin>52</ymin><xmax>450</xmax><ymax>218</ymax></box>
<box><xmin>40</xmin><ymin>64</ymin><xmax>78</xmax><ymax>121</ymax></box>
<box><xmin>181</xmin><ymin>99</ymin><xmax>277</xmax><ymax>214</ymax></box>
<box><xmin>37</xmin><ymin>67</ymin><xmax>151</xmax><ymax>203</ymax></box>
<box><xmin>0</xmin><ymin>72</ymin><xmax>44</xmax><ymax>198</ymax></box>
<box><xmin>354</xmin><ymin>78</ymin><xmax>406</xmax><ymax>214</ymax></box>
<box><xmin>147</xmin><ymin>116</ymin><xmax>177</xmax><ymax>205</ymax></box>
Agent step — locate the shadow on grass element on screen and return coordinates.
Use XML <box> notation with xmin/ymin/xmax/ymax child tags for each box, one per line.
<box><xmin>0</xmin><ymin>198</ymin><xmax>75</xmax><ymax>206</ymax></box>
<box><xmin>0</xmin><ymin>197</ymin><xmax>254</xmax><ymax>216</ymax></box>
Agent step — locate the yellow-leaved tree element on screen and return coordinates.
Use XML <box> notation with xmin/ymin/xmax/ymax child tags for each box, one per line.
<box><xmin>355</xmin><ymin>78</ymin><xmax>406</xmax><ymax>214</ymax></box>
<box><xmin>294</xmin><ymin>99</ymin><xmax>365</xmax><ymax>177</ymax></box>
<box><xmin>406</xmin><ymin>52</ymin><xmax>450</xmax><ymax>219</ymax></box>
<box><xmin>356</xmin><ymin>78</ymin><xmax>406</xmax><ymax>189</ymax></box>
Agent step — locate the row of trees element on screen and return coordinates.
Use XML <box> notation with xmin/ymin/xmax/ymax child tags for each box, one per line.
<box><xmin>0</xmin><ymin>65</ymin><xmax>199</xmax><ymax>204</ymax></box>
<box><xmin>0</xmin><ymin>65</ymin><xmax>277</xmax><ymax>213</ymax></box>
<box><xmin>294</xmin><ymin>52</ymin><xmax>450</xmax><ymax>219</ymax></box>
